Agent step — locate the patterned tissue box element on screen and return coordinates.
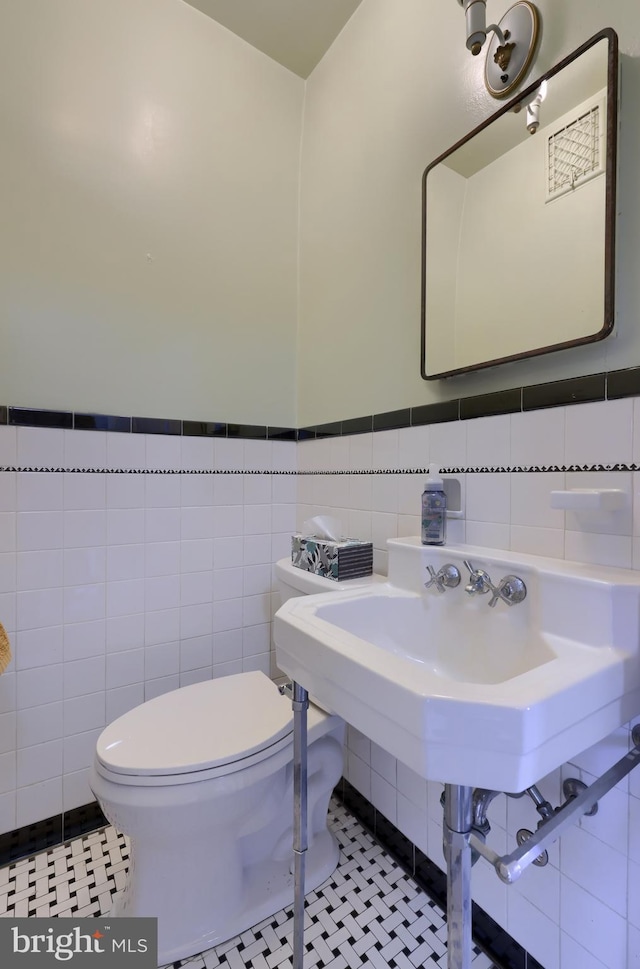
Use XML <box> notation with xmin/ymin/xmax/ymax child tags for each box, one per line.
<box><xmin>291</xmin><ymin>534</ymin><xmax>373</xmax><ymax>581</ymax></box>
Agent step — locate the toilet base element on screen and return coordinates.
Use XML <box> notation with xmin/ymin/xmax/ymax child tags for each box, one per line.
<box><xmin>111</xmin><ymin>827</ymin><xmax>340</xmax><ymax>965</ymax></box>
<box><xmin>95</xmin><ymin>727</ymin><xmax>345</xmax><ymax>966</ymax></box>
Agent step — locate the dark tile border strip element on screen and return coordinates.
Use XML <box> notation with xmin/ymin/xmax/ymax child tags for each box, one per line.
<box><xmin>182</xmin><ymin>420</ymin><xmax>226</xmax><ymax>438</ymax></box>
<box><xmin>9</xmin><ymin>407</ymin><xmax>73</xmax><ymax>430</ymax></box>
<box><xmin>522</xmin><ymin>374</ymin><xmax>605</xmax><ymax>411</ymax></box>
<box><xmin>5</xmin><ymin>408</ymin><xmax>297</xmax><ymax>443</ymax></box>
<box><xmin>341</xmin><ymin>415</ymin><xmax>373</xmax><ymax>436</ymax></box>
<box><xmin>607</xmin><ymin>366</ymin><xmax>640</xmax><ymax>400</ymax></box>
<box><xmin>412</xmin><ymin>400</ymin><xmax>460</xmax><ymax>426</ymax></box>
<box><xmin>460</xmin><ymin>388</ymin><xmax>522</xmax><ymax>420</ymax></box>
<box><xmin>3</xmin><ymin>365</ymin><xmax>640</xmax><ymax>441</ymax></box>
<box><xmin>337</xmin><ymin>779</ymin><xmax>544</xmax><ymax>969</ymax></box>
<box><xmin>228</xmin><ymin>423</ymin><xmax>267</xmax><ymax>440</ymax></box>
<box><xmin>373</xmin><ymin>408</ymin><xmax>411</xmax><ymax>431</ymax></box>
<box><xmin>131</xmin><ymin>416</ymin><xmax>182</xmax><ymax>435</ymax></box>
<box><xmin>74</xmin><ymin>413</ymin><xmax>131</xmax><ymax>433</ymax></box>
<box><xmin>0</xmin><ymin>801</ymin><xmax>107</xmax><ymax>867</ymax></box>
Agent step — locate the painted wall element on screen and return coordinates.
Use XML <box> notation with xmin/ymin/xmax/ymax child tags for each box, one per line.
<box><xmin>2</xmin><ymin>2</ymin><xmax>640</xmax><ymax>967</ymax></box>
<box><xmin>297</xmin><ymin>0</ymin><xmax>640</xmax><ymax>425</ymax></box>
<box><xmin>0</xmin><ymin>0</ymin><xmax>303</xmax><ymax>426</ymax></box>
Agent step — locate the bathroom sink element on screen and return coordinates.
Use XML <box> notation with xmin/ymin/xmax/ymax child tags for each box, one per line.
<box><xmin>274</xmin><ymin>538</ymin><xmax>640</xmax><ymax>791</ymax></box>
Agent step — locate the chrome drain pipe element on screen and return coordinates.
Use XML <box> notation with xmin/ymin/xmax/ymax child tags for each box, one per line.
<box><xmin>470</xmin><ymin>725</ymin><xmax>640</xmax><ymax>884</ymax></box>
<box><xmin>443</xmin><ymin>785</ymin><xmax>474</xmax><ymax>969</ymax></box>
<box><xmin>291</xmin><ymin>681</ymin><xmax>309</xmax><ymax>969</ymax></box>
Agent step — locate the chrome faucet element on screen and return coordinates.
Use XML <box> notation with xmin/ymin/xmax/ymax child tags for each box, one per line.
<box><xmin>488</xmin><ymin>574</ymin><xmax>527</xmax><ymax>608</ymax></box>
<box><xmin>463</xmin><ymin>560</ymin><xmax>494</xmax><ymax>596</ymax></box>
<box><xmin>424</xmin><ymin>563</ymin><xmax>461</xmax><ymax>594</ymax></box>
<box><xmin>463</xmin><ymin>560</ymin><xmax>527</xmax><ymax>607</ymax></box>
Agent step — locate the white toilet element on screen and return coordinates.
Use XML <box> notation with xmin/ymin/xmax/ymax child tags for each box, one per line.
<box><xmin>89</xmin><ymin>558</ymin><xmax>381</xmax><ymax>966</ymax></box>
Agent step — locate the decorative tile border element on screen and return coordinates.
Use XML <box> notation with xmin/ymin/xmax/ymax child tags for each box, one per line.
<box><xmin>2</xmin><ymin>365</ymin><xmax>640</xmax><ymax>442</ymax></box>
<box><xmin>0</xmin><ymin>466</ymin><xmax>295</xmax><ymax>475</ymax></box>
<box><xmin>0</xmin><ymin>461</ymin><xmax>636</xmax><ymax>476</ymax></box>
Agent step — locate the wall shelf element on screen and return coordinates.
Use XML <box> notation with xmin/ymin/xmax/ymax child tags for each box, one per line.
<box><xmin>550</xmin><ymin>488</ymin><xmax>627</xmax><ymax>511</ymax></box>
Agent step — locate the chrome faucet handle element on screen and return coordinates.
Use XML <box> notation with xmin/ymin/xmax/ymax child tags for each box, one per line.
<box><xmin>462</xmin><ymin>560</ymin><xmax>494</xmax><ymax>596</ymax></box>
<box><xmin>488</xmin><ymin>574</ymin><xmax>527</xmax><ymax>608</ymax></box>
<box><xmin>425</xmin><ymin>563</ymin><xmax>461</xmax><ymax>594</ymax></box>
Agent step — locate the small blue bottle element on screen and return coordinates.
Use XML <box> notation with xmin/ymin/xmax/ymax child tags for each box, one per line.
<box><xmin>421</xmin><ymin>464</ymin><xmax>447</xmax><ymax>546</ymax></box>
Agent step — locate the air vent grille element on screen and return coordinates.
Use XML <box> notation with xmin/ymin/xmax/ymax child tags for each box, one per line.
<box><xmin>547</xmin><ymin>104</ymin><xmax>603</xmax><ymax>200</ymax></box>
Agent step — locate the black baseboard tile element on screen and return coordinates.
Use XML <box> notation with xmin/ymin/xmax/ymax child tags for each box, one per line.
<box><xmin>471</xmin><ymin>905</ymin><xmax>526</xmax><ymax>969</ymax></box>
<box><xmin>0</xmin><ymin>814</ymin><xmax>63</xmax><ymax>867</ymax></box>
<box><xmin>527</xmin><ymin>955</ymin><xmax>545</xmax><ymax>969</ymax></box>
<box><xmin>339</xmin><ymin>780</ymin><xmax>536</xmax><ymax>969</ymax></box>
<box><xmin>0</xmin><ymin>802</ymin><xmax>108</xmax><ymax>867</ymax></box>
<box><xmin>0</xmin><ymin>407</ymin><xmax>7</xmax><ymax>425</ymax></box>
<box><xmin>523</xmin><ymin>374</ymin><xmax>605</xmax><ymax>411</ymax></box>
<box><xmin>340</xmin><ymin>780</ymin><xmax>376</xmax><ymax>833</ymax></box>
<box><xmin>63</xmin><ymin>802</ymin><xmax>108</xmax><ymax>841</ymax></box>
<box><xmin>414</xmin><ymin>847</ymin><xmax>448</xmax><ymax>902</ymax></box>
<box><xmin>374</xmin><ymin>810</ymin><xmax>415</xmax><ymax>873</ymax></box>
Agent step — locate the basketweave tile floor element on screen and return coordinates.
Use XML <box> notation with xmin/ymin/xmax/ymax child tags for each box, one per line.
<box><xmin>0</xmin><ymin>799</ymin><xmax>496</xmax><ymax>969</ymax></box>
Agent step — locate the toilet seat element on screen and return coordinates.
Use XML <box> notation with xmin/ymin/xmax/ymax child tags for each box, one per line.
<box><xmin>96</xmin><ymin>671</ymin><xmax>296</xmax><ymax>784</ymax></box>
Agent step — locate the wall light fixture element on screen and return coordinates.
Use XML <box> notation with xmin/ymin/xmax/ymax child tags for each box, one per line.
<box><xmin>456</xmin><ymin>1</ymin><xmax>541</xmax><ymax>99</ymax></box>
<box><xmin>525</xmin><ymin>78</ymin><xmax>547</xmax><ymax>134</ymax></box>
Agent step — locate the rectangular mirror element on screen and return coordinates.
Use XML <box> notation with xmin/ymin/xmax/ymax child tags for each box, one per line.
<box><xmin>421</xmin><ymin>29</ymin><xmax>618</xmax><ymax>380</ymax></box>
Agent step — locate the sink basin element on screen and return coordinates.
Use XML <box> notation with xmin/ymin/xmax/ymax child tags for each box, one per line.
<box><xmin>274</xmin><ymin>538</ymin><xmax>640</xmax><ymax>791</ymax></box>
<box><xmin>314</xmin><ymin>593</ymin><xmax>556</xmax><ymax>686</ymax></box>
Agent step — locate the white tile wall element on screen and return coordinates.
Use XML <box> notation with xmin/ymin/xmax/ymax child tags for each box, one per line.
<box><xmin>0</xmin><ymin>425</ymin><xmax>296</xmax><ymax>836</ymax></box>
<box><xmin>297</xmin><ymin>397</ymin><xmax>640</xmax><ymax>968</ymax></box>
<box><xmin>3</xmin><ymin>397</ymin><xmax>640</xmax><ymax>965</ymax></box>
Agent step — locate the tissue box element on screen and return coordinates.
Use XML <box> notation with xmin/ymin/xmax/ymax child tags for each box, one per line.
<box><xmin>291</xmin><ymin>535</ymin><xmax>373</xmax><ymax>581</ymax></box>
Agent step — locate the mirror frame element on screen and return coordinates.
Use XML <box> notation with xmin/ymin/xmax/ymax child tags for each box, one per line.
<box><xmin>421</xmin><ymin>28</ymin><xmax>618</xmax><ymax>380</ymax></box>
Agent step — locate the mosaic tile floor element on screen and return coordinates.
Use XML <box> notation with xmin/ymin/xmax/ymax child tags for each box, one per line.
<box><xmin>0</xmin><ymin>800</ymin><xmax>496</xmax><ymax>969</ymax></box>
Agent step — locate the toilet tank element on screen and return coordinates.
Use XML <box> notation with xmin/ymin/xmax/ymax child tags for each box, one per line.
<box><xmin>275</xmin><ymin>557</ymin><xmax>384</xmax><ymax>603</ymax></box>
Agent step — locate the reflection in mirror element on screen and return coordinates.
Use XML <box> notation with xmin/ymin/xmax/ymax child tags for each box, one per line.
<box><xmin>421</xmin><ymin>29</ymin><xmax>618</xmax><ymax>380</ymax></box>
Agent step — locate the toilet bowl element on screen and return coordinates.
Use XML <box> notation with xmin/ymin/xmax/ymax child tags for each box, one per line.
<box><xmin>90</xmin><ymin>558</ymin><xmax>381</xmax><ymax>965</ymax></box>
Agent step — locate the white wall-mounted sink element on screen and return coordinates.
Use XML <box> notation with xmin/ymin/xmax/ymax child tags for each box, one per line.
<box><xmin>274</xmin><ymin>538</ymin><xmax>640</xmax><ymax>792</ymax></box>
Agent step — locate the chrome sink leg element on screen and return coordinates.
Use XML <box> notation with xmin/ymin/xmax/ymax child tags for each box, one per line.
<box><xmin>292</xmin><ymin>681</ymin><xmax>309</xmax><ymax>969</ymax></box>
<box><xmin>444</xmin><ymin>785</ymin><xmax>473</xmax><ymax>969</ymax></box>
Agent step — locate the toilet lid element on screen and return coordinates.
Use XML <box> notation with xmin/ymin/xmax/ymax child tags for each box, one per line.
<box><xmin>96</xmin><ymin>671</ymin><xmax>293</xmax><ymax>777</ymax></box>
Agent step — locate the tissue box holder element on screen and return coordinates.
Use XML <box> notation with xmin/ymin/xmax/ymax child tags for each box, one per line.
<box><xmin>291</xmin><ymin>535</ymin><xmax>373</xmax><ymax>581</ymax></box>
